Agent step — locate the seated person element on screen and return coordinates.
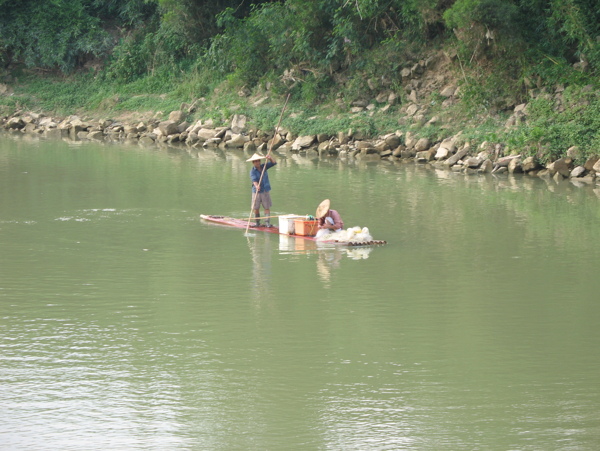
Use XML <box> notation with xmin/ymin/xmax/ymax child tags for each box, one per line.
<box><xmin>315</xmin><ymin>199</ymin><xmax>344</xmax><ymax>238</ymax></box>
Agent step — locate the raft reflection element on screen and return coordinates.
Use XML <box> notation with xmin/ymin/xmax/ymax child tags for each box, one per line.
<box><xmin>277</xmin><ymin>235</ymin><xmax>374</xmax><ymax>286</ymax></box>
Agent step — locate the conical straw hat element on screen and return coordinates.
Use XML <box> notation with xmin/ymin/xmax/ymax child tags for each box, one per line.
<box><xmin>246</xmin><ymin>153</ymin><xmax>265</xmax><ymax>162</ymax></box>
<box><xmin>316</xmin><ymin>199</ymin><xmax>330</xmax><ymax>218</ymax></box>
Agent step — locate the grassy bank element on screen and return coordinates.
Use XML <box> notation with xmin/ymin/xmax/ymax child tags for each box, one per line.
<box><xmin>2</xmin><ymin>57</ymin><xmax>599</xmax><ymax>166</ymax></box>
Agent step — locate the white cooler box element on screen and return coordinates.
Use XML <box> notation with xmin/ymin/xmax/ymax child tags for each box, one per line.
<box><xmin>278</xmin><ymin>214</ymin><xmax>305</xmax><ymax>235</ymax></box>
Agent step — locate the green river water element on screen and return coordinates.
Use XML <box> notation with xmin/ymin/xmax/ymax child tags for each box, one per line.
<box><xmin>1</xmin><ymin>133</ymin><xmax>599</xmax><ymax>450</ymax></box>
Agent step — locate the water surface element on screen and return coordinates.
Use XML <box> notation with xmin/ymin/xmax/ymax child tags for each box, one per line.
<box><xmin>1</xmin><ymin>134</ymin><xmax>599</xmax><ymax>450</ymax></box>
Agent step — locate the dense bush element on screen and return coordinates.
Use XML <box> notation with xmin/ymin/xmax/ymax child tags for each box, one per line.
<box><xmin>505</xmin><ymin>87</ymin><xmax>600</xmax><ymax>163</ymax></box>
<box><xmin>103</xmin><ymin>21</ymin><xmax>195</xmax><ymax>83</ymax></box>
<box><xmin>0</xmin><ymin>0</ymin><xmax>112</xmax><ymax>71</ymax></box>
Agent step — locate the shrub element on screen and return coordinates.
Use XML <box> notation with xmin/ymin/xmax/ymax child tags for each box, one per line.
<box><xmin>0</xmin><ymin>0</ymin><xmax>112</xmax><ymax>72</ymax></box>
<box><xmin>103</xmin><ymin>21</ymin><xmax>193</xmax><ymax>83</ymax></box>
<box><xmin>505</xmin><ymin>86</ymin><xmax>600</xmax><ymax>163</ymax></box>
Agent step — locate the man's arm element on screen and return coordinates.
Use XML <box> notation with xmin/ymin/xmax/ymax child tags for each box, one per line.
<box><xmin>250</xmin><ymin>168</ymin><xmax>261</xmax><ymax>191</ymax></box>
<box><xmin>330</xmin><ymin>210</ymin><xmax>343</xmax><ymax>230</ymax></box>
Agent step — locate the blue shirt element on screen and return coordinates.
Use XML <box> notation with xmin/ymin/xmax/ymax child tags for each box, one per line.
<box><xmin>250</xmin><ymin>161</ymin><xmax>276</xmax><ymax>193</ymax></box>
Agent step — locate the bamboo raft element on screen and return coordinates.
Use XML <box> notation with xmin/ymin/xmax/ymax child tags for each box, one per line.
<box><xmin>200</xmin><ymin>215</ymin><xmax>387</xmax><ymax>247</ymax></box>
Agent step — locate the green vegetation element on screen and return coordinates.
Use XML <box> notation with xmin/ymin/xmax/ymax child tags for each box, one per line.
<box><xmin>505</xmin><ymin>87</ymin><xmax>600</xmax><ymax>163</ymax></box>
<box><xmin>1</xmin><ymin>0</ymin><xmax>599</xmax><ymax>163</ymax></box>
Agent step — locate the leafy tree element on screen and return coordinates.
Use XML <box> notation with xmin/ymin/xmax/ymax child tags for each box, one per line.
<box><xmin>510</xmin><ymin>0</ymin><xmax>598</xmax><ymax>74</ymax></box>
<box><xmin>153</xmin><ymin>0</ymin><xmax>272</xmax><ymax>43</ymax></box>
<box><xmin>88</xmin><ymin>0</ymin><xmax>158</xmax><ymax>26</ymax></box>
<box><xmin>444</xmin><ymin>0</ymin><xmax>519</xmax><ymax>31</ymax></box>
<box><xmin>545</xmin><ymin>0</ymin><xmax>599</xmax><ymax>69</ymax></box>
<box><xmin>0</xmin><ymin>0</ymin><xmax>160</xmax><ymax>72</ymax></box>
<box><xmin>205</xmin><ymin>0</ymin><xmax>447</xmax><ymax>90</ymax></box>
<box><xmin>0</xmin><ymin>0</ymin><xmax>112</xmax><ymax>71</ymax></box>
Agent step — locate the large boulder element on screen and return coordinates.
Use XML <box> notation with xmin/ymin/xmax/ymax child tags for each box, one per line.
<box><xmin>438</xmin><ymin>138</ymin><xmax>456</xmax><ymax>154</ymax></box>
<box><xmin>23</xmin><ymin>123</ymin><xmax>38</xmax><ymax>134</ymax></box>
<box><xmin>196</xmin><ymin>128</ymin><xmax>217</xmax><ymax>141</ymax></box>
<box><xmin>360</xmin><ymin>146</ymin><xmax>378</xmax><ymax>155</ymax></box>
<box><xmin>226</xmin><ymin>134</ymin><xmax>249</xmax><ymax>148</ymax></box>
<box><xmin>188</xmin><ymin>120</ymin><xmax>203</xmax><ymax>135</ymax></box>
<box><xmin>167</xmin><ymin>134</ymin><xmax>181</xmax><ymax>143</ymax></box>
<box><xmin>39</xmin><ymin>117</ymin><xmax>57</xmax><ymax>129</ymax></box>
<box><xmin>177</xmin><ymin>121</ymin><xmax>190</xmax><ymax>133</ymax></box>
<box><xmin>374</xmin><ymin>140</ymin><xmax>389</xmax><ymax>153</ymax></box>
<box><xmin>479</xmin><ymin>159</ymin><xmax>494</xmax><ymax>173</ymax></box>
<box><xmin>292</xmin><ymin>135</ymin><xmax>316</xmax><ymax>151</ymax></box>
<box><xmin>186</xmin><ymin>132</ymin><xmax>199</xmax><ymax>145</ymax></box>
<box><xmin>338</xmin><ymin>131</ymin><xmax>350</xmax><ymax>144</ymax></box>
<box><xmin>6</xmin><ymin>117</ymin><xmax>25</xmax><ymax>130</ymax></box>
<box><xmin>168</xmin><ymin>110</ymin><xmax>185</xmax><ymax>123</ymax></box>
<box><xmin>231</xmin><ymin>114</ymin><xmax>247</xmax><ymax>134</ymax></box>
<box><xmin>268</xmin><ymin>133</ymin><xmax>286</xmax><ymax>150</ymax></box>
<box><xmin>414</xmin><ymin>137</ymin><xmax>430</xmax><ymax>152</ymax></box>
<box><xmin>399</xmin><ymin>149</ymin><xmax>416</xmax><ymax>159</ymax></box>
<box><xmin>496</xmin><ymin>155</ymin><xmax>521</xmax><ymax>167</ymax></box>
<box><xmin>547</xmin><ymin>157</ymin><xmax>573</xmax><ymax>177</ymax></box>
<box><xmin>415</xmin><ymin>149</ymin><xmax>435</xmax><ymax>162</ymax></box>
<box><xmin>566</xmin><ymin>146</ymin><xmax>580</xmax><ymax>159</ymax></box>
<box><xmin>356</xmin><ymin>140</ymin><xmax>373</xmax><ymax>150</ymax></box>
<box><xmin>465</xmin><ymin>157</ymin><xmax>483</xmax><ymax>168</ymax></box>
<box><xmin>445</xmin><ymin>146</ymin><xmax>470</xmax><ymax>166</ymax></box>
<box><xmin>69</xmin><ymin>118</ymin><xmax>88</xmax><ymax>138</ymax></box>
<box><xmin>508</xmin><ymin>157</ymin><xmax>523</xmax><ymax>173</ymax></box>
<box><xmin>158</xmin><ymin>120</ymin><xmax>179</xmax><ymax>136</ymax></box>
<box><xmin>521</xmin><ymin>156</ymin><xmax>541</xmax><ymax>172</ymax></box>
<box><xmin>203</xmin><ymin>137</ymin><xmax>221</xmax><ymax>147</ymax></box>
<box><xmin>384</xmin><ymin>133</ymin><xmax>401</xmax><ymax>149</ymax></box>
<box><xmin>583</xmin><ymin>155</ymin><xmax>599</xmax><ymax>171</ymax></box>
<box><xmin>570</xmin><ymin>166</ymin><xmax>586</xmax><ymax>178</ymax></box>
<box><xmin>435</xmin><ymin>146</ymin><xmax>451</xmax><ymax>160</ymax></box>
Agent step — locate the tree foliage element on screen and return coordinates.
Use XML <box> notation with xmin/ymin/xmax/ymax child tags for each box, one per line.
<box><xmin>153</xmin><ymin>0</ymin><xmax>270</xmax><ymax>43</ymax></box>
<box><xmin>444</xmin><ymin>0</ymin><xmax>600</xmax><ymax>71</ymax></box>
<box><xmin>0</xmin><ymin>0</ymin><xmax>598</xmax><ymax>88</ymax></box>
<box><xmin>0</xmin><ymin>0</ymin><xmax>110</xmax><ymax>71</ymax></box>
<box><xmin>204</xmin><ymin>0</ymin><xmax>444</xmax><ymax>89</ymax></box>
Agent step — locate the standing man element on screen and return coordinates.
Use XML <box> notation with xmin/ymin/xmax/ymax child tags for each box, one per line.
<box><xmin>247</xmin><ymin>152</ymin><xmax>277</xmax><ymax>227</ymax></box>
<box><xmin>315</xmin><ymin>199</ymin><xmax>344</xmax><ymax>238</ymax></box>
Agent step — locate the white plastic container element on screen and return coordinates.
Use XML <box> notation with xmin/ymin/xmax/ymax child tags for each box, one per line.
<box><xmin>278</xmin><ymin>214</ymin><xmax>304</xmax><ymax>234</ymax></box>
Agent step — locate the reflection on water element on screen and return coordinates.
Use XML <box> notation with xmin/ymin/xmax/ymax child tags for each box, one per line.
<box><xmin>276</xmin><ymin>234</ymin><xmax>375</xmax><ymax>287</ymax></box>
<box><xmin>315</xmin><ymin>246</ymin><xmax>343</xmax><ymax>288</ymax></box>
<box><xmin>246</xmin><ymin>231</ymin><xmax>274</xmax><ymax>304</ymax></box>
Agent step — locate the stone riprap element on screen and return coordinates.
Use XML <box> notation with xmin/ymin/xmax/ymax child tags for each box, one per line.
<box><xmin>2</xmin><ymin>109</ymin><xmax>598</xmax><ymax>187</ymax></box>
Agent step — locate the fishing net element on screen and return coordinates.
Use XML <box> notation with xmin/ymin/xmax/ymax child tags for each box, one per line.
<box><xmin>316</xmin><ymin>226</ymin><xmax>374</xmax><ymax>243</ymax></box>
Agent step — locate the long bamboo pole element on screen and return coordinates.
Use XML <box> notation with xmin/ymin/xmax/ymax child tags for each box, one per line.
<box><xmin>245</xmin><ymin>93</ymin><xmax>291</xmax><ymax>234</ymax></box>
<box><xmin>238</xmin><ymin>214</ymin><xmax>288</xmax><ymax>221</ymax></box>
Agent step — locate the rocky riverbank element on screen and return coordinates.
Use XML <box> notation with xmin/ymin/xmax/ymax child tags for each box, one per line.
<box><xmin>3</xmin><ymin>48</ymin><xmax>599</xmax><ymax>188</ymax></box>
<box><xmin>3</xmin><ymin>106</ymin><xmax>599</xmax><ymax>189</ymax></box>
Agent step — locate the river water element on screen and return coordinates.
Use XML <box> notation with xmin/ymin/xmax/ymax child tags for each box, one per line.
<box><xmin>1</xmin><ymin>133</ymin><xmax>599</xmax><ymax>450</ymax></box>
